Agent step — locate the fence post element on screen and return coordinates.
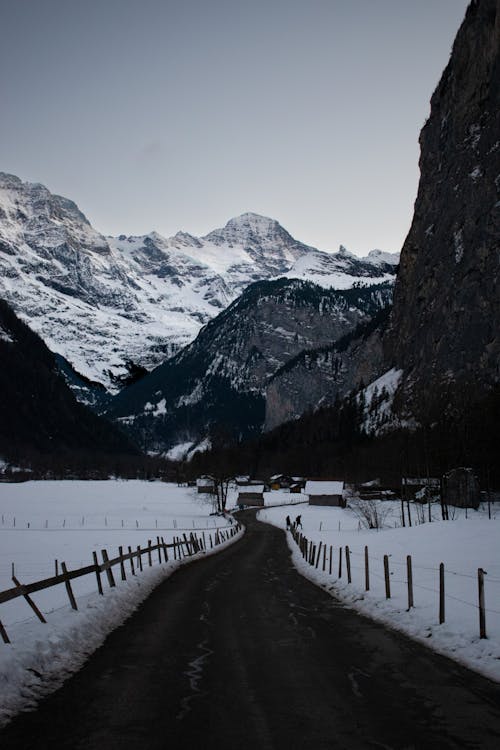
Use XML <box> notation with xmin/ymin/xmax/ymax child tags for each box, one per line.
<box><xmin>55</xmin><ymin>559</ymin><xmax>59</xmax><ymax>577</ymax></box>
<box><xmin>12</xmin><ymin>576</ymin><xmax>47</xmax><ymax>623</ymax></box>
<box><xmin>315</xmin><ymin>542</ymin><xmax>323</xmax><ymax>569</ymax></box>
<box><xmin>406</xmin><ymin>555</ymin><xmax>414</xmax><ymax>610</ymax></box>
<box><xmin>118</xmin><ymin>546</ymin><xmax>127</xmax><ymax>581</ymax></box>
<box><xmin>147</xmin><ymin>541</ymin><xmax>153</xmax><ymax>567</ymax></box>
<box><xmin>364</xmin><ymin>546</ymin><xmax>370</xmax><ymax>591</ymax></box>
<box><xmin>383</xmin><ymin>555</ymin><xmax>391</xmax><ymax>599</ymax></box>
<box><xmin>162</xmin><ymin>536</ymin><xmax>169</xmax><ymax>562</ymax></box>
<box><xmin>101</xmin><ymin>549</ymin><xmax>115</xmax><ymax>587</ymax></box>
<box><xmin>345</xmin><ymin>546</ymin><xmax>352</xmax><ymax>583</ymax></box>
<box><xmin>439</xmin><ymin>562</ymin><xmax>445</xmax><ymax>624</ymax></box>
<box><xmin>478</xmin><ymin>568</ymin><xmax>486</xmax><ymax>639</ymax></box>
<box><xmin>92</xmin><ymin>551</ymin><xmax>103</xmax><ymax>595</ymax></box>
<box><xmin>137</xmin><ymin>546</ymin><xmax>143</xmax><ymax>572</ymax></box>
<box><xmin>329</xmin><ymin>545</ymin><xmax>333</xmax><ymax>575</ymax></box>
<box><xmin>156</xmin><ymin>537</ymin><xmax>162</xmax><ymax>564</ymax></box>
<box><xmin>61</xmin><ymin>562</ymin><xmax>78</xmax><ymax>611</ymax></box>
<box><xmin>0</xmin><ymin>619</ymin><xmax>10</xmax><ymax>644</ymax></box>
<box><xmin>128</xmin><ymin>546</ymin><xmax>135</xmax><ymax>576</ymax></box>
<box><xmin>338</xmin><ymin>547</ymin><xmax>342</xmax><ymax>578</ymax></box>
<box><xmin>322</xmin><ymin>544</ymin><xmax>327</xmax><ymax>572</ymax></box>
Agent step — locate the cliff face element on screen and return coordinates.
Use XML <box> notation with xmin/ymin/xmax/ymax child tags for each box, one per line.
<box><xmin>387</xmin><ymin>0</ymin><xmax>500</xmax><ymax>413</ymax></box>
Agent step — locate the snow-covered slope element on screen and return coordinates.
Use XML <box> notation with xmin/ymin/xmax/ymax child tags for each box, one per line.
<box><xmin>0</xmin><ymin>173</ymin><xmax>398</xmax><ymax>393</ymax></box>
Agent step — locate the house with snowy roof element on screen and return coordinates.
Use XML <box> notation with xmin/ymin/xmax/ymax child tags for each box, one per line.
<box><xmin>237</xmin><ymin>484</ymin><xmax>265</xmax><ymax>507</ymax></box>
<box><xmin>305</xmin><ymin>480</ymin><xmax>345</xmax><ymax>507</ymax></box>
<box><xmin>196</xmin><ymin>476</ymin><xmax>215</xmax><ymax>494</ymax></box>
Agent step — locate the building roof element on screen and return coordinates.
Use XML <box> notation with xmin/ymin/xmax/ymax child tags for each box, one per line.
<box><xmin>305</xmin><ymin>480</ymin><xmax>344</xmax><ymax>495</ymax></box>
<box><xmin>196</xmin><ymin>477</ymin><xmax>214</xmax><ymax>487</ymax></box>
<box><xmin>238</xmin><ymin>485</ymin><xmax>264</xmax><ymax>494</ymax></box>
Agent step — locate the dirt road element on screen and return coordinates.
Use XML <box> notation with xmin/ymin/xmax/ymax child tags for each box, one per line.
<box><xmin>1</xmin><ymin>509</ymin><xmax>500</xmax><ymax>749</ymax></box>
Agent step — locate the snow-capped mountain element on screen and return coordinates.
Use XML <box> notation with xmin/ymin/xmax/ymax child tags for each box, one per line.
<box><xmin>0</xmin><ymin>172</ymin><xmax>398</xmax><ymax>393</ymax></box>
<box><xmin>107</xmin><ymin>278</ymin><xmax>394</xmax><ymax>454</ymax></box>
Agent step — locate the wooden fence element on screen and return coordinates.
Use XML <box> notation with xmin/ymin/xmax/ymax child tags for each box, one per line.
<box><xmin>0</xmin><ymin>523</ymin><xmax>241</xmax><ymax>644</ymax></box>
<box><xmin>290</xmin><ymin>526</ymin><xmax>489</xmax><ymax>640</ymax></box>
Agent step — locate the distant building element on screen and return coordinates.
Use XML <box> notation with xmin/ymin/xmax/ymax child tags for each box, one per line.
<box><xmin>237</xmin><ymin>485</ymin><xmax>265</xmax><ymax>507</ymax></box>
<box><xmin>306</xmin><ymin>480</ymin><xmax>345</xmax><ymax>507</ymax></box>
<box><xmin>442</xmin><ymin>468</ymin><xmax>480</xmax><ymax>509</ymax></box>
<box><xmin>196</xmin><ymin>476</ymin><xmax>215</xmax><ymax>494</ymax></box>
<box><xmin>402</xmin><ymin>477</ymin><xmax>440</xmax><ymax>501</ymax></box>
<box><xmin>269</xmin><ymin>474</ymin><xmax>293</xmax><ymax>490</ymax></box>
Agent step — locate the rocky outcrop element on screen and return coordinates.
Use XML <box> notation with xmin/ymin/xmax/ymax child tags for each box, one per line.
<box><xmin>386</xmin><ymin>0</ymin><xmax>500</xmax><ymax>415</ymax></box>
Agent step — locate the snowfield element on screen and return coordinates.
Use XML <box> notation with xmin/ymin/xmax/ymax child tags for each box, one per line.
<box><xmin>0</xmin><ymin>480</ymin><xmax>243</xmax><ymax>726</ymax></box>
<box><xmin>258</xmin><ymin>497</ymin><xmax>500</xmax><ymax>683</ymax></box>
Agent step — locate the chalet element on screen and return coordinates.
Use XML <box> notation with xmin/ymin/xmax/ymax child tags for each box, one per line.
<box><xmin>442</xmin><ymin>468</ymin><xmax>480</xmax><ymax>509</ymax></box>
<box><xmin>290</xmin><ymin>482</ymin><xmax>303</xmax><ymax>494</ymax></box>
<box><xmin>269</xmin><ymin>474</ymin><xmax>293</xmax><ymax>490</ymax></box>
<box><xmin>306</xmin><ymin>480</ymin><xmax>345</xmax><ymax>507</ymax></box>
<box><xmin>237</xmin><ymin>485</ymin><xmax>265</xmax><ymax>507</ymax></box>
<box><xmin>196</xmin><ymin>476</ymin><xmax>215</xmax><ymax>494</ymax></box>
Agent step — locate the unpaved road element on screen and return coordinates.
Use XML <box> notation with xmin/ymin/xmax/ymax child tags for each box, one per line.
<box><xmin>1</xmin><ymin>509</ymin><xmax>500</xmax><ymax>749</ymax></box>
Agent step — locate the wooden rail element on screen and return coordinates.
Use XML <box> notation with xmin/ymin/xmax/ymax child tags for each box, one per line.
<box><xmin>0</xmin><ymin>522</ymin><xmax>242</xmax><ymax>643</ymax></box>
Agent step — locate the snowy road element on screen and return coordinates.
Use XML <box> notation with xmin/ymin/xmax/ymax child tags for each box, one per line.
<box><xmin>1</xmin><ymin>510</ymin><xmax>500</xmax><ymax>749</ymax></box>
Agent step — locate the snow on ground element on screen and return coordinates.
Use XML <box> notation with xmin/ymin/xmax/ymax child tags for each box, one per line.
<box><xmin>0</xmin><ymin>480</ymin><xmax>243</xmax><ymax>726</ymax></box>
<box><xmin>258</xmin><ymin>499</ymin><xmax>500</xmax><ymax>682</ymax></box>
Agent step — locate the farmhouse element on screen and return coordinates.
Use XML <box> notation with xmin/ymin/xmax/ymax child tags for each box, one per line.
<box><xmin>237</xmin><ymin>485</ymin><xmax>265</xmax><ymax>507</ymax></box>
<box><xmin>306</xmin><ymin>480</ymin><xmax>345</xmax><ymax>507</ymax></box>
<box><xmin>196</xmin><ymin>476</ymin><xmax>215</xmax><ymax>494</ymax></box>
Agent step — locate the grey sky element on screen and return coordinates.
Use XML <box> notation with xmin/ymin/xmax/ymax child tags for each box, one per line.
<box><xmin>0</xmin><ymin>0</ymin><xmax>469</xmax><ymax>254</ymax></box>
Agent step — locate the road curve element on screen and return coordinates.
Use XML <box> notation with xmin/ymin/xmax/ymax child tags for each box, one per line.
<box><xmin>1</xmin><ymin>509</ymin><xmax>500</xmax><ymax>749</ymax></box>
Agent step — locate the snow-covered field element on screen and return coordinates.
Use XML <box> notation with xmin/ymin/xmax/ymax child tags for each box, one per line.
<box><xmin>258</xmin><ymin>498</ymin><xmax>500</xmax><ymax>682</ymax></box>
<box><xmin>0</xmin><ymin>480</ymin><xmax>242</xmax><ymax>725</ymax></box>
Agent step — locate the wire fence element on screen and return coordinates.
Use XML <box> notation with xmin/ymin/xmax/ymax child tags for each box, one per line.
<box><xmin>289</xmin><ymin>527</ymin><xmax>493</xmax><ymax>639</ymax></box>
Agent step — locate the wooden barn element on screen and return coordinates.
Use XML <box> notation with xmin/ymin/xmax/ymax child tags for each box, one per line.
<box><xmin>442</xmin><ymin>468</ymin><xmax>480</xmax><ymax>509</ymax></box>
<box><xmin>269</xmin><ymin>474</ymin><xmax>293</xmax><ymax>490</ymax></box>
<box><xmin>196</xmin><ymin>476</ymin><xmax>215</xmax><ymax>494</ymax></box>
<box><xmin>237</xmin><ymin>484</ymin><xmax>265</xmax><ymax>507</ymax></box>
<box><xmin>306</xmin><ymin>480</ymin><xmax>345</xmax><ymax>507</ymax></box>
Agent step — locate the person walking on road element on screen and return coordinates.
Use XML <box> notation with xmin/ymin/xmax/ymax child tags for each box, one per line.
<box><xmin>286</xmin><ymin>515</ymin><xmax>291</xmax><ymax>530</ymax></box>
<box><xmin>295</xmin><ymin>514</ymin><xmax>302</xmax><ymax>529</ymax></box>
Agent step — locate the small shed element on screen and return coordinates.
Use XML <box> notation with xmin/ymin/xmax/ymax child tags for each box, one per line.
<box><xmin>269</xmin><ymin>474</ymin><xmax>293</xmax><ymax>490</ymax></box>
<box><xmin>442</xmin><ymin>468</ymin><xmax>480</xmax><ymax>509</ymax></box>
<box><xmin>196</xmin><ymin>476</ymin><xmax>215</xmax><ymax>494</ymax></box>
<box><xmin>306</xmin><ymin>480</ymin><xmax>345</xmax><ymax>507</ymax></box>
<box><xmin>237</xmin><ymin>485</ymin><xmax>265</xmax><ymax>507</ymax></box>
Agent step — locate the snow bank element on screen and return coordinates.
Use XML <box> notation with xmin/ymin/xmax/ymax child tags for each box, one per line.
<box><xmin>258</xmin><ymin>500</ymin><xmax>500</xmax><ymax>682</ymax></box>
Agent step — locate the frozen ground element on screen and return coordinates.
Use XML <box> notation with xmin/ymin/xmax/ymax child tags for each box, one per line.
<box><xmin>0</xmin><ymin>480</ymin><xmax>242</xmax><ymax>725</ymax></box>
<box><xmin>258</xmin><ymin>497</ymin><xmax>500</xmax><ymax>683</ymax></box>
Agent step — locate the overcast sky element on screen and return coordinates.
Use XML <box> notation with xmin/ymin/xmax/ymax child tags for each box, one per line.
<box><xmin>0</xmin><ymin>0</ymin><xmax>469</xmax><ymax>254</ymax></box>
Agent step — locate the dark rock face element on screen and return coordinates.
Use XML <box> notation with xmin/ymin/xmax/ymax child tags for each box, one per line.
<box><xmin>387</xmin><ymin>0</ymin><xmax>500</xmax><ymax>413</ymax></box>
<box><xmin>265</xmin><ymin>309</ymin><xmax>389</xmax><ymax>431</ymax></box>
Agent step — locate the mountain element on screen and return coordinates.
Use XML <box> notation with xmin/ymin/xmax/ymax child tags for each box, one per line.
<box><xmin>385</xmin><ymin>0</ymin><xmax>500</xmax><ymax>425</ymax></box>
<box><xmin>106</xmin><ymin>278</ymin><xmax>394</xmax><ymax>455</ymax></box>
<box><xmin>0</xmin><ymin>173</ymin><xmax>398</xmax><ymax>395</ymax></box>
<box><xmin>0</xmin><ymin>299</ymin><xmax>138</xmax><ymax>469</ymax></box>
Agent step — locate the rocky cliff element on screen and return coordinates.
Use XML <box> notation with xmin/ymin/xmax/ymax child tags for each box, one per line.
<box><xmin>387</xmin><ymin>0</ymin><xmax>500</xmax><ymax>417</ymax></box>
